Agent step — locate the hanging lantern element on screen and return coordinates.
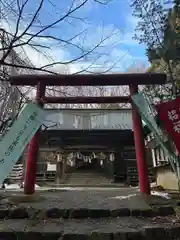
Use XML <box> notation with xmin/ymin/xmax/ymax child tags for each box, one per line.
<box><xmin>99</xmin><ymin>152</ymin><xmax>106</xmax><ymax>160</ymax></box>
<box><xmin>67</xmin><ymin>152</ymin><xmax>74</xmax><ymax>160</ymax></box>
<box><xmin>92</xmin><ymin>152</ymin><xmax>96</xmax><ymax>159</ymax></box>
<box><xmin>67</xmin><ymin>158</ymin><xmax>75</xmax><ymax>167</ymax></box>
<box><xmin>100</xmin><ymin>160</ymin><xmax>103</xmax><ymax>166</ymax></box>
<box><xmin>57</xmin><ymin>153</ymin><xmax>63</xmax><ymax>162</ymax></box>
<box><xmin>84</xmin><ymin>156</ymin><xmax>88</xmax><ymax>163</ymax></box>
<box><xmin>67</xmin><ymin>152</ymin><xmax>75</xmax><ymax>166</ymax></box>
<box><xmin>110</xmin><ymin>152</ymin><xmax>115</xmax><ymax>162</ymax></box>
<box><xmin>77</xmin><ymin>152</ymin><xmax>82</xmax><ymax>159</ymax></box>
<box><xmin>45</xmin><ymin>151</ymin><xmax>57</xmax><ymax>163</ymax></box>
<box><xmin>70</xmin><ymin>159</ymin><xmax>75</xmax><ymax>167</ymax></box>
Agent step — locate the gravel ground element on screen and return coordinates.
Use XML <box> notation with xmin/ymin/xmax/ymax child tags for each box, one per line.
<box><xmin>0</xmin><ymin>188</ymin><xmax>177</xmax><ymax>221</ymax></box>
<box><xmin>1</xmin><ymin>188</ymin><xmax>151</xmax><ymax>210</ymax></box>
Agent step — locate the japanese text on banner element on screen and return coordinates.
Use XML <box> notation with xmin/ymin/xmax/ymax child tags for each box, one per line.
<box><xmin>168</xmin><ymin>109</ymin><xmax>180</xmax><ymax>134</ymax></box>
<box><xmin>157</xmin><ymin>97</ymin><xmax>180</xmax><ymax>155</ymax></box>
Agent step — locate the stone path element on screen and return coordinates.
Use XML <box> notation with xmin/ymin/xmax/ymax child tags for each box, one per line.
<box><xmin>1</xmin><ymin>188</ymin><xmax>147</xmax><ymax>210</ymax></box>
<box><xmin>0</xmin><ymin>188</ymin><xmax>177</xmax><ymax>218</ymax></box>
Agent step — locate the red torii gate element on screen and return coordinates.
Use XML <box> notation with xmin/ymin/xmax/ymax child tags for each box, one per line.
<box><xmin>10</xmin><ymin>73</ymin><xmax>166</xmax><ymax>195</ymax></box>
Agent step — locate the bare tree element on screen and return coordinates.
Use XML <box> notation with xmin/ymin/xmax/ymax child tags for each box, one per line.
<box><xmin>0</xmin><ymin>0</ymin><xmax>131</xmax><ymax>114</ymax></box>
<box><xmin>0</xmin><ymin>29</ymin><xmax>37</xmax><ymax>135</ymax></box>
<box><xmin>0</xmin><ymin>0</ymin><xmax>126</xmax><ymax>130</ymax></box>
<box><xmin>0</xmin><ymin>0</ymin><xmax>119</xmax><ymax>75</ymax></box>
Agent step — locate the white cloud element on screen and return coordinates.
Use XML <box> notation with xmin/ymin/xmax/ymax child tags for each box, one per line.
<box><xmin>1</xmin><ymin>21</ymin><xmax>136</xmax><ymax>74</ymax></box>
<box><xmin>118</xmin><ymin>13</ymin><xmax>140</xmax><ymax>47</ymax></box>
<box><xmin>0</xmin><ymin>20</ymin><xmax>71</xmax><ymax>73</ymax></box>
<box><xmin>73</xmin><ymin>24</ymin><xmax>121</xmax><ymax>48</ymax></box>
<box><xmin>0</xmin><ymin>2</ymin><xmax>147</xmax><ymax>75</ymax></box>
<box><xmin>68</xmin><ymin>48</ymin><xmax>147</xmax><ymax>74</ymax></box>
<box><xmin>119</xmin><ymin>32</ymin><xmax>139</xmax><ymax>46</ymax></box>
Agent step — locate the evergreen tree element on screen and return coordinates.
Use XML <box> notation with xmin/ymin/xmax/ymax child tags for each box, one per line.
<box><xmin>131</xmin><ymin>0</ymin><xmax>180</xmax><ymax>100</ymax></box>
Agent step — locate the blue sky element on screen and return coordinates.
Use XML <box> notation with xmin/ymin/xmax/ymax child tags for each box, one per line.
<box><xmin>2</xmin><ymin>0</ymin><xmax>149</xmax><ymax>73</ymax></box>
<box><xmin>87</xmin><ymin>0</ymin><xmax>147</xmax><ymax>61</ymax></box>
<box><xmin>56</xmin><ymin>0</ymin><xmax>148</xmax><ymax>72</ymax></box>
<box><xmin>50</xmin><ymin>0</ymin><xmax>149</xmax><ymax>72</ymax></box>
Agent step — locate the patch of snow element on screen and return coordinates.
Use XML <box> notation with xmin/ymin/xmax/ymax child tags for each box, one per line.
<box><xmin>109</xmin><ymin>191</ymin><xmax>171</xmax><ymax>200</ymax></box>
<box><xmin>3</xmin><ymin>183</ymin><xmax>40</xmax><ymax>190</ymax></box>
<box><xmin>151</xmin><ymin>191</ymin><xmax>171</xmax><ymax>199</ymax></box>
<box><xmin>110</xmin><ymin>194</ymin><xmax>137</xmax><ymax>200</ymax></box>
<box><xmin>4</xmin><ymin>184</ymin><xmax>20</xmax><ymax>189</ymax></box>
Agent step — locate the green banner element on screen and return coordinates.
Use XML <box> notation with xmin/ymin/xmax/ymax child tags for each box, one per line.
<box><xmin>132</xmin><ymin>93</ymin><xmax>178</xmax><ymax>174</ymax></box>
<box><xmin>0</xmin><ymin>103</ymin><xmax>44</xmax><ymax>184</ymax></box>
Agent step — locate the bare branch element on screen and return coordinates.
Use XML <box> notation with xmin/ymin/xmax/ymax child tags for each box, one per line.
<box><xmin>0</xmin><ymin>0</ymin><xmax>129</xmax><ymax>112</ymax></box>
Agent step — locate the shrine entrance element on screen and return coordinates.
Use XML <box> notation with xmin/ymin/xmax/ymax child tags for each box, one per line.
<box><xmin>74</xmin><ymin>153</ymin><xmax>100</xmax><ymax>171</ymax></box>
<box><xmin>10</xmin><ymin>73</ymin><xmax>166</xmax><ymax>195</ymax></box>
<box><xmin>40</xmin><ymin>108</ymin><xmax>134</xmax><ymax>185</ymax></box>
<box><xmin>39</xmin><ymin>122</ymin><xmax>134</xmax><ymax>185</ymax></box>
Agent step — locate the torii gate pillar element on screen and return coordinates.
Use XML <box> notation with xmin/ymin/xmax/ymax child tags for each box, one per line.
<box><xmin>129</xmin><ymin>84</ymin><xmax>150</xmax><ymax>195</ymax></box>
<box><xmin>24</xmin><ymin>82</ymin><xmax>45</xmax><ymax>195</ymax></box>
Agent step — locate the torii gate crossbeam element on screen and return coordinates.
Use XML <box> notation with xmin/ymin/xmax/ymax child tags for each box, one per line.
<box><xmin>10</xmin><ymin>73</ymin><xmax>166</xmax><ymax>195</ymax></box>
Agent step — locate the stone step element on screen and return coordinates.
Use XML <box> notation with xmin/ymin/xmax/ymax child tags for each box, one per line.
<box><xmin>65</xmin><ymin>172</ymin><xmax>111</xmax><ymax>185</ymax></box>
<box><xmin>0</xmin><ymin>218</ymin><xmax>179</xmax><ymax>239</ymax></box>
<box><xmin>66</xmin><ymin>175</ymin><xmax>110</xmax><ymax>178</ymax></box>
<box><xmin>66</xmin><ymin>177</ymin><xmax>110</xmax><ymax>181</ymax></box>
<box><xmin>67</xmin><ymin>172</ymin><xmax>108</xmax><ymax>177</ymax></box>
<box><xmin>44</xmin><ymin>183</ymin><xmax>123</xmax><ymax>188</ymax></box>
<box><xmin>0</xmin><ymin>205</ymin><xmax>175</xmax><ymax>220</ymax></box>
<box><xmin>65</xmin><ymin>181</ymin><xmax>111</xmax><ymax>185</ymax></box>
<box><xmin>65</xmin><ymin>180</ymin><xmax>111</xmax><ymax>184</ymax></box>
<box><xmin>67</xmin><ymin>176</ymin><xmax>108</xmax><ymax>179</ymax></box>
<box><xmin>66</xmin><ymin>172</ymin><xmax>111</xmax><ymax>178</ymax></box>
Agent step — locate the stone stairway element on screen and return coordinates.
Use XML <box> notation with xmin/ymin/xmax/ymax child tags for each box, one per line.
<box><xmin>0</xmin><ymin>190</ymin><xmax>180</xmax><ymax>240</ymax></box>
<box><xmin>65</xmin><ymin>171</ymin><xmax>112</xmax><ymax>185</ymax></box>
<box><xmin>0</xmin><ymin>189</ymin><xmax>179</xmax><ymax>239</ymax></box>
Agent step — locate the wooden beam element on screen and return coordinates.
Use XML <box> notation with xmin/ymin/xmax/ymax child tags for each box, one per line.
<box><xmin>9</xmin><ymin>73</ymin><xmax>166</xmax><ymax>86</ymax></box>
<box><xmin>42</xmin><ymin>96</ymin><xmax>130</xmax><ymax>104</ymax></box>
